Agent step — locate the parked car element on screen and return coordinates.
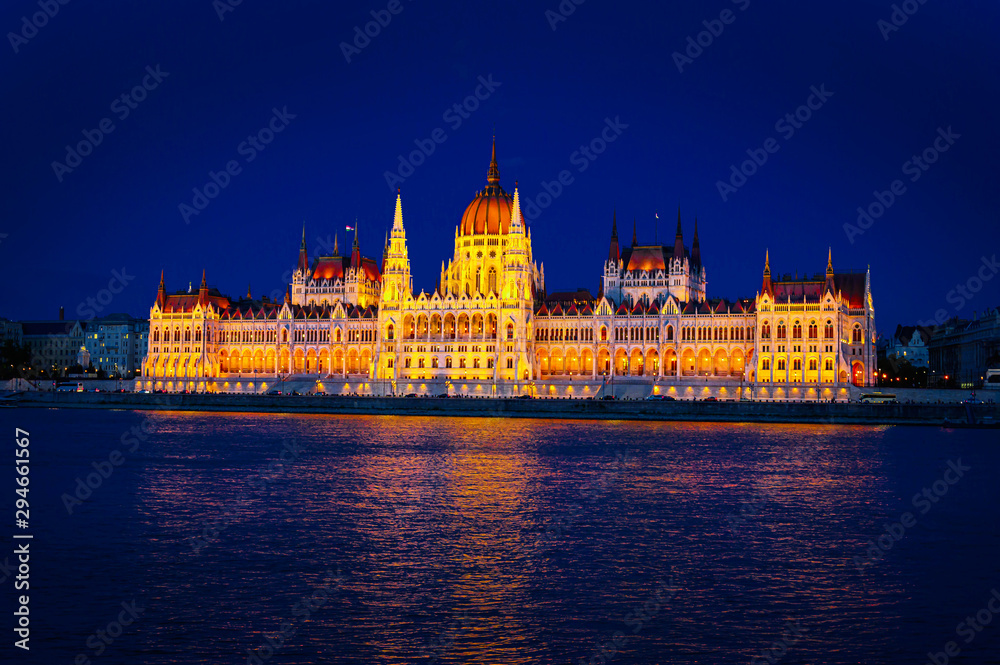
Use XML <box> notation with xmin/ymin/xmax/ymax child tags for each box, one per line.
<box><xmin>404</xmin><ymin>393</ymin><xmax>418</xmax><ymax>398</ymax></box>
<box><xmin>601</xmin><ymin>395</ymin><xmax>617</xmax><ymax>400</ymax></box>
<box><xmin>703</xmin><ymin>396</ymin><xmax>718</xmax><ymax>402</ymax></box>
<box><xmin>646</xmin><ymin>394</ymin><xmax>675</xmax><ymax>401</ymax></box>
<box><xmin>437</xmin><ymin>393</ymin><xmax>450</xmax><ymax>398</ymax></box>
<box><xmin>516</xmin><ymin>394</ymin><xmax>533</xmax><ymax>399</ymax></box>
<box><xmin>265</xmin><ymin>389</ymin><xmax>283</xmax><ymax>396</ymax></box>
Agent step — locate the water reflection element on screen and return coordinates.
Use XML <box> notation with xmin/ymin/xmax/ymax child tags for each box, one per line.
<box><xmin>22</xmin><ymin>410</ymin><xmax>999</xmax><ymax>664</ymax></box>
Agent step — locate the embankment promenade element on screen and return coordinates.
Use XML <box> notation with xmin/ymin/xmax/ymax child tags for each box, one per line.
<box><xmin>8</xmin><ymin>391</ymin><xmax>998</xmax><ymax>427</ymax></box>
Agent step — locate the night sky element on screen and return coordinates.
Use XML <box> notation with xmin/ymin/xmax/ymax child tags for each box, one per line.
<box><xmin>2</xmin><ymin>0</ymin><xmax>997</xmax><ymax>330</ymax></box>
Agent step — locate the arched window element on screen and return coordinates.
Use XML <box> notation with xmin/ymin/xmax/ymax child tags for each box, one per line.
<box><xmin>488</xmin><ymin>268</ymin><xmax>497</xmax><ymax>294</ymax></box>
<box><xmin>761</xmin><ymin>323</ymin><xmax>771</xmax><ymax>340</ymax></box>
<box><xmin>506</xmin><ymin>323</ymin><xmax>514</xmax><ymax>340</ymax></box>
<box><xmin>282</xmin><ymin>329</ymin><xmax>288</xmax><ymax>343</ymax></box>
<box><xmin>386</xmin><ymin>324</ymin><xmax>394</xmax><ymax>340</ymax></box>
<box><xmin>432</xmin><ymin>357</ymin><xmax>439</xmax><ymax>368</ymax></box>
<box><xmin>777</xmin><ymin>322</ymin><xmax>787</xmax><ymax>339</ymax></box>
<box><xmin>174</xmin><ymin>328</ymin><xmax>181</xmax><ymax>342</ymax></box>
<box><xmin>153</xmin><ymin>329</ymin><xmax>160</xmax><ymax>342</ymax></box>
<box><xmin>476</xmin><ymin>269</ymin><xmax>482</xmax><ymax>293</ymax></box>
<box><xmin>852</xmin><ymin>325</ymin><xmax>863</xmax><ymax>344</ymax></box>
<box><xmin>601</xmin><ymin>327</ymin><xmax>608</xmax><ymax>342</ymax></box>
<box><xmin>792</xmin><ymin>321</ymin><xmax>802</xmax><ymax>339</ymax></box>
<box><xmin>824</xmin><ymin>320</ymin><xmax>834</xmax><ymax>339</ymax></box>
<box><xmin>195</xmin><ymin>328</ymin><xmax>202</xmax><ymax>342</ymax></box>
<box><xmin>446</xmin><ymin>357</ymin><xmax>453</xmax><ymax>368</ymax></box>
<box><xmin>808</xmin><ymin>322</ymin><xmax>818</xmax><ymax>339</ymax></box>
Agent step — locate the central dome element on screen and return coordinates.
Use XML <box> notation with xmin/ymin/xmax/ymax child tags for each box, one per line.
<box><xmin>460</xmin><ymin>139</ymin><xmax>513</xmax><ymax>236</ymax></box>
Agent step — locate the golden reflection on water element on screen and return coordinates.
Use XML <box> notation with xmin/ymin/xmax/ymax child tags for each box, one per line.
<box><xmin>132</xmin><ymin>413</ymin><xmax>908</xmax><ymax>663</ymax></box>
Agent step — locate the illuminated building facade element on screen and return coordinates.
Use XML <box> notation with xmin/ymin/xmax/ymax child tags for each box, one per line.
<box><xmin>140</xmin><ymin>141</ymin><xmax>876</xmax><ymax>397</ymax></box>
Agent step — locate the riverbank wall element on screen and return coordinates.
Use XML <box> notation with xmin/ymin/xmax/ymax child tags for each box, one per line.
<box><xmin>8</xmin><ymin>391</ymin><xmax>998</xmax><ymax>427</ymax></box>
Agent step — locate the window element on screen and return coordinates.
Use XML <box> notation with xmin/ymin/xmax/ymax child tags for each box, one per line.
<box><xmin>777</xmin><ymin>359</ymin><xmax>786</xmax><ymax>371</ymax></box>
<box><xmin>418</xmin><ymin>358</ymin><xmax>425</xmax><ymax>368</ymax></box>
<box><xmin>762</xmin><ymin>359</ymin><xmax>771</xmax><ymax>370</ymax></box>
<box><xmin>792</xmin><ymin>322</ymin><xmax>802</xmax><ymax>339</ymax></box>
<box><xmin>793</xmin><ymin>359</ymin><xmax>802</xmax><ymax>371</ymax></box>
<box><xmin>761</xmin><ymin>323</ymin><xmax>770</xmax><ymax>339</ymax></box>
<box><xmin>386</xmin><ymin>324</ymin><xmax>394</xmax><ymax>340</ymax></box>
<box><xmin>825</xmin><ymin>359</ymin><xmax>833</xmax><ymax>371</ymax></box>
<box><xmin>459</xmin><ymin>358</ymin><xmax>466</xmax><ymax>369</ymax></box>
<box><xmin>405</xmin><ymin>358</ymin><xmax>411</xmax><ymax>368</ymax></box>
<box><xmin>808</xmin><ymin>322</ymin><xmax>818</xmax><ymax>339</ymax></box>
<box><xmin>432</xmin><ymin>357</ymin><xmax>439</xmax><ymax>368</ymax></box>
<box><xmin>507</xmin><ymin>358</ymin><xmax>513</xmax><ymax>369</ymax></box>
<box><xmin>824</xmin><ymin>321</ymin><xmax>834</xmax><ymax>339</ymax></box>
<box><xmin>777</xmin><ymin>322</ymin><xmax>786</xmax><ymax>339</ymax></box>
<box><xmin>487</xmin><ymin>358</ymin><xmax>494</xmax><ymax>369</ymax></box>
<box><xmin>852</xmin><ymin>325</ymin><xmax>862</xmax><ymax>344</ymax></box>
<box><xmin>809</xmin><ymin>358</ymin><xmax>817</xmax><ymax>371</ymax></box>
<box><xmin>446</xmin><ymin>357</ymin><xmax>453</xmax><ymax>368</ymax></box>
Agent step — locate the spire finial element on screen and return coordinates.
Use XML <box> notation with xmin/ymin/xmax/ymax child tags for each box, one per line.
<box><xmin>487</xmin><ymin>135</ymin><xmax>500</xmax><ymax>186</ymax></box>
<box><xmin>393</xmin><ymin>190</ymin><xmax>404</xmax><ymax>231</ymax></box>
<box><xmin>301</xmin><ymin>223</ymin><xmax>306</xmax><ymax>247</ymax></box>
<box><xmin>200</xmin><ymin>269</ymin><xmax>206</xmax><ymax>288</ymax></box>
<box><xmin>353</xmin><ymin>217</ymin><xmax>359</xmax><ymax>249</ymax></box>
<box><xmin>632</xmin><ymin>217</ymin><xmax>637</xmax><ymax>246</ymax></box>
<box><xmin>612</xmin><ymin>209</ymin><xmax>617</xmax><ymax>236</ymax></box>
<box><xmin>827</xmin><ymin>247</ymin><xmax>834</xmax><ymax>273</ymax></box>
<box><xmin>247</xmin><ymin>282</ymin><xmax>252</xmax><ymax>299</ymax></box>
<box><xmin>764</xmin><ymin>249</ymin><xmax>770</xmax><ymax>274</ymax></box>
<box><xmin>676</xmin><ymin>207</ymin><xmax>683</xmax><ymax>237</ymax></box>
<box><xmin>333</xmin><ymin>232</ymin><xmax>339</xmax><ymax>256</ymax></box>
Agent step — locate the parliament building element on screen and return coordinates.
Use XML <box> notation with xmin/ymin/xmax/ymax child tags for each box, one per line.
<box><xmin>139</xmin><ymin>141</ymin><xmax>876</xmax><ymax>399</ymax></box>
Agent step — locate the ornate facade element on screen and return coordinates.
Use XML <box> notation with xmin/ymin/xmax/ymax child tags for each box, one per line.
<box><xmin>140</xmin><ymin>141</ymin><xmax>876</xmax><ymax>398</ymax></box>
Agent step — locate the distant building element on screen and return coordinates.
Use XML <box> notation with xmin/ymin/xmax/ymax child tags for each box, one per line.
<box><xmin>0</xmin><ymin>318</ymin><xmax>22</xmax><ymax>345</ymax></box>
<box><xmin>929</xmin><ymin>308</ymin><xmax>1000</xmax><ymax>387</ymax></box>
<box><xmin>885</xmin><ymin>324</ymin><xmax>931</xmax><ymax>368</ymax></box>
<box><xmin>84</xmin><ymin>314</ymin><xmax>149</xmax><ymax>377</ymax></box>
<box><xmin>21</xmin><ymin>319</ymin><xmax>86</xmax><ymax>375</ymax></box>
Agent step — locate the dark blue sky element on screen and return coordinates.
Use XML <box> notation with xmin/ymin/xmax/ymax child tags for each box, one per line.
<box><xmin>1</xmin><ymin>0</ymin><xmax>997</xmax><ymax>329</ymax></box>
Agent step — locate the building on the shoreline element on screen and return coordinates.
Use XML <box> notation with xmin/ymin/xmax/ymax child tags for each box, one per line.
<box><xmin>139</xmin><ymin>141</ymin><xmax>876</xmax><ymax>398</ymax></box>
<box><xmin>83</xmin><ymin>314</ymin><xmax>149</xmax><ymax>377</ymax></box>
<box><xmin>928</xmin><ymin>308</ymin><xmax>1000</xmax><ymax>388</ymax></box>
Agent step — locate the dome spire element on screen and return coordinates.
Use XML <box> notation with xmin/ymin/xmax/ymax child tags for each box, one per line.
<box><xmin>487</xmin><ymin>135</ymin><xmax>500</xmax><ymax>186</ymax></box>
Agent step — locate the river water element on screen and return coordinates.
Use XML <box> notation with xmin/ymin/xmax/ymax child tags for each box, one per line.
<box><xmin>2</xmin><ymin>409</ymin><xmax>998</xmax><ymax>664</ymax></box>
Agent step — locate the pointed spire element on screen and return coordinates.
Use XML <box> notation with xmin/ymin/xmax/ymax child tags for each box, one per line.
<box><xmin>284</xmin><ymin>284</ymin><xmax>291</xmax><ymax>305</ymax></box>
<box><xmin>691</xmin><ymin>216</ymin><xmax>701</xmax><ymax>266</ymax></box>
<box><xmin>353</xmin><ymin>219</ymin><xmax>359</xmax><ymax>249</ymax></box>
<box><xmin>351</xmin><ymin>218</ymin><xmax>361</xmax><ymax>269</ymax></box>
<box><xmin>393</xmin><ymin>189</ymin><xmax>404</xmax><ymax>231</ymax></box>
<box><xmin>156</xmin><ymin>270</ymin><xmax>166</xmax><ymax>307</ymax></box>
<box><xmin>761</xmin><ymin>249</ymin><xmax>773</xmax><ymax>297</ymax></box>
<box><xmin>198</xmin><ymin>269</ymin><xmax>208</xmax><ymax>305</ymax></box>
<box><xmin>333</xmin><ymin>232</ymin><xmax>339</xmax><ymax>256</ymax></box>
<box><xmin>825</xmin><ymin>247</ymin><xmax>836</xmax><ymax>293</ymax></box>
<box><xmin>632</xmin><ymin>217</ymin><xmax>637</xmax><ymax>247</ymax></box>
<box><xmin>247</xmin><ymin>283</ymin><xmax>252</xmax><ymax>299</ymax></box>
<box><xmin>510</xmin><ymin>187</ymin><xmax>524</xmax><ymax>233</ymax></box>
<box><xmin>297</xmin><ymin>225</ymin><xmax>308</xmax><ymax>272</ymax></box>
<box><xmin>487</xmin><ymin>135</ymin><xmax>499</xmax><ymax>186</ymax></box>
<box><xmin>608</xmin><ymin>210</ymin><xmax>620</xmax><ymax>264</ymax></box>
<box><xmin>673</xmin><ymin>207</ymin><xmax>685</xmax><ymax>264</ymax></box>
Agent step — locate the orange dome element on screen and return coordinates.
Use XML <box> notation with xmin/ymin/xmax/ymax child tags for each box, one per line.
<box><xmin>459</xmin><ymin>139</ymin><xmax>514</xmax><ymax>236</ymax></box>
